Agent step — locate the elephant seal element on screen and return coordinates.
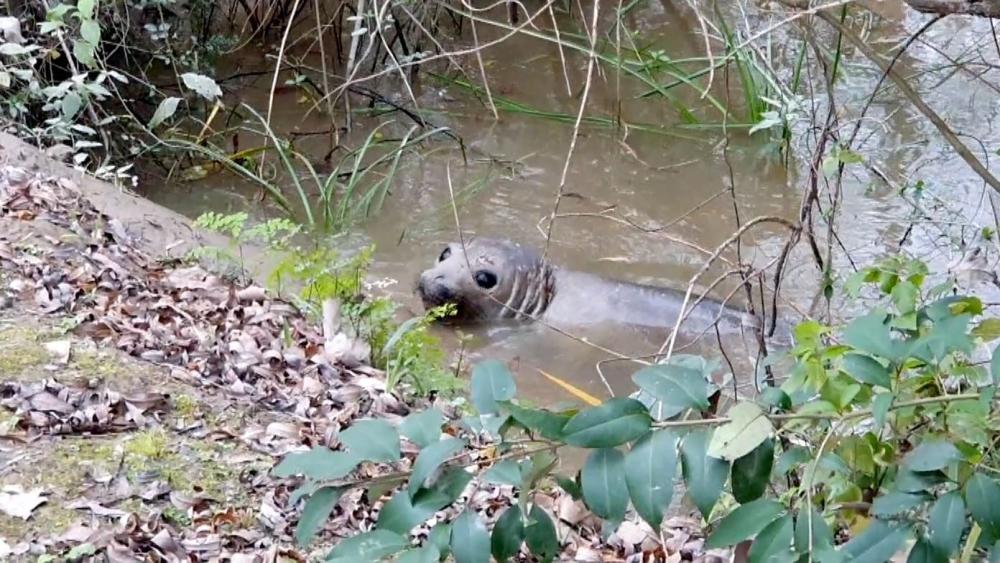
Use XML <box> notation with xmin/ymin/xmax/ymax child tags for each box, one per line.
<box><xmin>416</xmin><ymin>237</ymin><xmax>762</xmax><ymax>338</ymax></box>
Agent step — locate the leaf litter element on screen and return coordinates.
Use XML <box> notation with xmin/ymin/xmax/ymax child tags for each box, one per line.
<box><xmin>0</xmin><ymin>162</ymin><xmax>726</xmax><ymax>561</ymax></box>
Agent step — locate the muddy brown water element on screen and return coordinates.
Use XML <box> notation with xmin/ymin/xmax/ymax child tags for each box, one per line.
<box><xmin>138</xmin><ymin>2</ymin><xmax>1000</xmax><ymax>409</ymax></box>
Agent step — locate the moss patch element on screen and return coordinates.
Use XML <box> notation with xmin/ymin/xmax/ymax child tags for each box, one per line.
<box><xmin>0</xmin><ymin>324</ymin><xmax>50</xmax><ymax>379</ymax></box>
<box><xmin>0</xmin><ymin>314</ymin><xmax>271</xmax><ymax>548</ymax></box>
<box><xmin>67</xmin><ymin>349</ymin><xmax>135</xmax><ymax>383</ymax></box>
<box><xmin>0</xmin><ymin>436</ymin><xmax>119</xmax><ymax>541</ymax></box>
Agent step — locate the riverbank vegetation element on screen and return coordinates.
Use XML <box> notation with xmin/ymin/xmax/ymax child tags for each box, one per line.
<box><xmin>4</xmin><ymin>0</ymin><xmax>1000</xmax><ymax>561</ymax></box>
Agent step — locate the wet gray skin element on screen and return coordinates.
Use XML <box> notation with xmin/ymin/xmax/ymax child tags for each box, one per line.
<box><xmin>416</xmin><ymin>237</ymin><xmax>757</xmax><ymax>337</ymax></box>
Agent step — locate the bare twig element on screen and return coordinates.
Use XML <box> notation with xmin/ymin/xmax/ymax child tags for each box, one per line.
<box><xmin>657</xmin><ymin>217</ymin><xmax>801</xmax><ymax>359</ymax></box>
<box><xmin>541</xmin><ymin>0</ymin><xmax>600</xmax><ymax>261</ymax></box>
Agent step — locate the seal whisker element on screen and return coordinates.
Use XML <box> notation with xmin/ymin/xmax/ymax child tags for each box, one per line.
<box><xmin>518</xmin><ymin>270</ymin><xmax>539</xmax><ymax>320</ymax></box>
<box><xmin>517</xmin><ymin>271</ymin><xmax>535</xmax><ymax>319</ymax></box>
<box><xmin>501</xmin><ymin>271</ymin><xmax>521</xmax><ymax>319</ymax></box>
<box><xmin>528</xmin><ymin>263</ymin><xmax>552</xmax><ymax>318</ymax></box>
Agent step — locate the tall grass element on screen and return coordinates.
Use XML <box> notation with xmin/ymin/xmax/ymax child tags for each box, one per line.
<box><xmin>431</xmin><ymin>73</ymin><xmax>709</xmax><ymax>138</ymax></box>
<box><xmin>161</xmin><ymin>103</ymin><xmax>457</xmax><ymax>234</ymax></box>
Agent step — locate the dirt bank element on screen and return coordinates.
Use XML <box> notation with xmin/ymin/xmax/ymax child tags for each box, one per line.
<box><xmin>0</xmin><ymin>134</ymin><xmax>230</xmax><ymax>261</ymax></box>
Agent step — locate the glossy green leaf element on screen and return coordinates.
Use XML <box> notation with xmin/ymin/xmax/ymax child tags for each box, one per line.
<box><xmin>525</xmin><ymin>504</ymin><xmax>559</xmax><ymax>563</ymax></box>
<box><xmin>378</xmin><ymin>467</ymin><xmax>472</xmax><ymax>534</ymax></box>
<box><xmin>365</xmin><ymin>479</ymin><xmax>398</xmax><ymax>506</ymax></box>
<box><xmin>77</xmin><ymin>0</ymin><xmax>97</xmax><ymax>19</ymax></box>
<box><xmin>892</xmin><ymin>311</ymin><xmax>918</xmax><ymax>331</ymax></box>
<box><xmin>871</xmin><ymin>491</ymin><xmax>929</xmax><ymax>517</ymax></box>
<box><xmin>73</xmin><ymin>39</ymin><xmax>96</xmax><ymax>68</ymax></box>
<box><xmin>521</xmin><ymin>450</ymin><xmax>556</xmax><ymax>491</ymax></box>
<box><xmin>377</xmin><ymin>492</ymin><xmax>433</xmax><ymax>536</ymax></box>
<box><xmin>811</xmin><ymin>546</ymin><xmax>845</xmax><ymax>563</ymax></box>
<box><xmin>927</xmin><ymin>491</ymin><xmax>965</xmax><ymax>558</ymax></box>
<box><xmin>400</xmin><ymin>408</ymin><xmax>444</xmax><ymax>449</ymax></box>
<box><xmin>625</xmin><ymin>430</ymin><xmax>678</xmax><ymax>528</ymax></box>
<box><xmin>992</xmin><ymin>344</ymin><xmax>1000</xmax><ymax>385</ymax></box>
<box><xmin>704</xmin><ymin>499</ymin><xmax>785</xmax><ymax>549</ymax></box>
<box><xmin>501</xmin><ymin>402</ymin><xmax>571</xmax><ymax>441</ymax></box>
<box><xmin>408</xmin><ymin>437</ymin><xmax>465</xmax><ymax>500</ymax></box>
<box><xmin>288</xmin><ymin>481</ymin><xmax>321</xmax><ymax>507</ymax></box>
<box><xmin>326</xmin><ymin>529</ymin><xmax>409</xmax><ymax>562</ymax></box>
<box><xmin>911</xmin><ymin>314</ymin><xmax>973</xmax><ymax>363</ymax></box>
<box><xmin>840</xmin><ymin>520</ymin><xmax>911</xmax><ymax>563</ymax></box>
<box><xmin>295</xmin><ymin>486</ymin><xmax>342</xmax><ymax>547</ymax></box>
<box><xmin>0</xmin><ymin>43</ymin><xmax>28</xmax><ymax>56</ymax></box>
<box><xmin>842</xmin><ymin>354</ymin><xmax>891</xmax><ymax>389</ymax></box>
<box><xmin>707</xmin><ymin>402</ymin><xmax>774</xmax><ymax>461</ymax></box>
<box><xmin>973</xmin><ymin>318</ymin><xmax>1000</xmax><ymax>341</ymax></box>
<box><xmin>490</xmin><ymin>506</ymin><xmax>525</xmax><ymax>562</ymax></box>
<box><xmin>61</xmin><ymin>91</ymin><xmax>82</xmax><ymax>120</ymax></box>
<box><xmin>983</xmin><ymin>386</ymin><xmax>998</xmax><ymax>414</ymax></box>
<box><xmin>428</xmin><ymin>522</ymin><xmax>451</xmax><ymax>560</ymax></box>
<box><xmin>451</xmin><ymin>509</ymin><xmax>490</xmax><ymax>563</ymax></box>
<box><xmin>732</xmin><ymin>437</ymin><xmax>774</xmax><ymax>503</ymax></box>
<box><xmin>396</xmin><ymin>546</ymin><xmax>441</xmax><ymax>563</ymax></box>
<box><xmin>891</xmin><ymin>281</ymin><xmax>918</xmax><ymax>314</ymax></box>
<box><xmin>906</xmin><ymin>537</ymin><xmax>947</xmax><ymax>563</ymax></box>
<box><xmin>794</xmin><ymin>508</ymin><xmax>834</xmax><ymax>553</ymax></box>
<box><xmin>80</xmin><ymin>19</ymin><xmax>100</xmax><ymax>46</ymax></box>
<box><xmin>872</xmin><ymin>393</ymin><xmax>893</xmax><ymax>430</ymax></box>
<box><xmin>748</xmin><ymin>514</ymin><xmax>794</xmax><ymax>563</ymax></box>
<box><xmin>920</xmin><ymin>295</ymin><xmax>963</xmax><ymax>321</ymax></box>
<box><xmin>470</xmin><ymin>360</ymin><xmax>516</xmax><ymax>415</ymax></box>
<box><xmin>555</xmin><ymin>473</ymin><xmax>582</xmax><ymax>500</ymax></box>
<box><xmin>561</xmin><ymin>398</ymin><xmax>652</xmax><ymax>448</ymax></box>
<box><xmin>581</xmin><ymin>448</ymin><xmax>628</xmax><ymax>521</ymax></box>
<box><xmin>340</xmin><ymin>419</ymin><xmax>401</xmax><ymax>463</ymax></box>
<box><xmin>462</xmin><ymin>413</ymin><xmax>508</xmax><ymax>440</ymax></box>
<box><xmin>947</xmin><ymin>296</ymin><xmax>984</xmax><ymax>316</ymax></box>
<box><xmin>759</xmin><ymin>387</ymin><xmax>791</xmax><ymax>411</ymax></box>
<box><xmin>181</xmin><ymin>72</ymin><xmax>223</xmax><ymax>100</ymax></box>
<box><xmin>483</xmin><ymin>460</ymin><xmax>523</xmax><ymax>487</ymax></box>
<box><xmin>272</xmin><ymin>448</ymin><xmax>360</xmax><ymax>480</ymax></box>
<box><xmin>903</xmin><ymin>440</ymin><xmax>962</xmax><ymax>472</ymax></box>
<box><xmin>844</xmin><ymin>310</ymin><xmax>899</xmax><ymax>361</ymax></box>
<box><xmin>966</xmin><ymin>472</ymin><xmax>1000</xmax><ymax>537</ymax></box>
<box><xmin>66</xmin><ymin>544</ymin><xmax>96</xmax><ymax>560</ymax></box>
<box><xmin>895</xmin><ymin>467</ymin><xmax>947</xmax><ymax>493</ymax></box>
<box><xmin>680</xmin><ymin>428</ymin><xmax>730</xmax><ymax>519</ymax></box>
<box><xmin>631</xmin><ymin>363</ymin><xmax>710</xmax><ymax>418</ymax></box>
<box><xmin>820</xmin><ymin>374</ymin><xmax>862</xmax><ymax>410</ymax></box>
<box><xmin>148</xmin><ymin>97</ymin><xmax>181</xmax><ymax>129</ymax></box>
<box><xmin>775</xmin><ymin>446</ymin><xmax>811</xmax><ymax>475</ymax></box>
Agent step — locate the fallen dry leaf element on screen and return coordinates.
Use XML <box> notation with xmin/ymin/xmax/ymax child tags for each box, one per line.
<box><xmin>44</xmin><ymin>338</ymin><xmax>71</xmax><ymax>364</ymax></box>
<box><xmin>0</xmin><ymin>485</ymin><xmax>47</xmax><ymax>519</ymax></box>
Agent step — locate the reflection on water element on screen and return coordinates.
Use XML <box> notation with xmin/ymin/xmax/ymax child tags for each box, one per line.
<box><xmin>137</xmin><ymin>1</ymin><xmax>1000</xmax><ymax>406</ymax></box>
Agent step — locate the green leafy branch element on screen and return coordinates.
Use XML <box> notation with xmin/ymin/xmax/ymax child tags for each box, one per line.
<box><xmin>272</xmin><ymin>255</ymin><xmax>1000</xmax><ymax>562</ymax></box>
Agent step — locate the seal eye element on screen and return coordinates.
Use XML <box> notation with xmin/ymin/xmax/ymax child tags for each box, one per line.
<box><xmin>474</xmin><ymin>270</ymin><xmax>498</xmax><ymax>290</ymax></box>
<box><xmin>438</xmin><ymin>247</ymin><xmax>452</xmax><ymax>262</ymax></box>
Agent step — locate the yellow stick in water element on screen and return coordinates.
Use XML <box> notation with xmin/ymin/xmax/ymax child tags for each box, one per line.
<box><xmin>535</xmin><ymin>368</ymin><xmax>603</xmax><ymax>406</ymax></box>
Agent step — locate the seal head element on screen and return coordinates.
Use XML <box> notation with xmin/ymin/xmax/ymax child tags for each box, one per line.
<box><xmin>416</xmin><ymin>238</ymin><xmax>555</xmax><ymax>321</ymax></box>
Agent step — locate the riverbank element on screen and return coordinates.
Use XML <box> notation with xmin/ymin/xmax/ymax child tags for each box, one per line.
<box><xmin>0</xmin><ymin>137</ymin><xmax>724</xmax><ymax>561</ymax></box>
